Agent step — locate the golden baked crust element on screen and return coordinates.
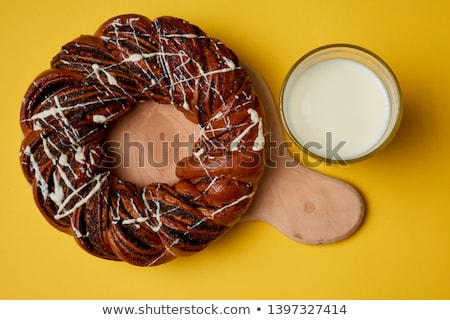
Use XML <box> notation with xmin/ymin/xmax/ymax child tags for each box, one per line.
<box><xmin>19</xmin><ymin>14</ymin><xmax>265</xmax><ymax>266</ymax></box>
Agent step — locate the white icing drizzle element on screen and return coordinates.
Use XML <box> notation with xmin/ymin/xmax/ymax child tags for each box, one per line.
<box><xmin>150</xmin><ymin>197</ymin><xmax>163</xmax><ymax>232</ymax></box>
<box><xmin>111</xmin><ymin>194</ymin><xmax>121</xmax><ymax>224</ymax></box>
<box><xmin>192</xmin><ymin>147</ymin><xmax>212</xmax><ymax>178</ymax></box>
<box><xmin>164</xmin><ymin>238</ymin><xmax>180</xmax><ymax>257</ymax></box>
<box><xmin>33</xmin><ymin>121</ymin><xmax>43</xmax><ymax>131</ymax></box>
<box><xmin>93</xmin><ymin>114</ymin><xmax>107</xmax><ymax>123</ymax></box>
<box><xmin>54</xmin><ymin>172</ymin><xmax>109</xmax><ymax>220</ymax></box>
<box><xmin>28</xmin><ymin>96</ymin><xmax>113</xmax><ymax>156</ymax></box>
<box><xmin>30</xmin><ymin>96</ymin><xmax>69</xmax><ymax>129</ymax></box>
<box><xmin>53</xmin><ymin>96</ymin><xmax>70</xmax><ymax>127</ymax></box>
<box><xmin>49</xmin><ymin>171</ymin><xmax>65</xmax><ymax>208</ymax></box>
<box><xmin>229</xmin><ymin>108</ymin><xmax>263</xmax><ymax>151</ymax></box>
<box><xmin>30</xmin><ymin>96</ymin><xmax>123</xmax><ymax>126</ymax></box>
<box><xmin>211</xmin><ymin>111</ymin><xmax>224</xmax><ymax>121</ymax></box>
<box><xmin>122</xmin><ymin>52</ymin><xmax>164</xmax><ymax>63</ymax></box>
<box><xmin>105</xmin><ymin>70</ymin><xmax>118</xmax><ymax>86</ymax></box>
<box><xmin>164</xmin><ymin>33</ymin><xmax>199</xmax><ymax>39</ymax></box>
<box><xmin>75</xmin><ymin>146</ymin><xmax>86</xmax><ymax>164</ymax></box>
<box><xmin>56</xmin><ymin>161</ymin><xmax>76</xmax><ymax>191</ymax></box>
<box><xmin>92</xmin><ymin>64</ymin><xmax>118</xmax><ymax>95</ymax></box>
<box><xmin>193</xmin><ymin>147</ymin><xmax>204</xmax><ymax>158</ymax></box>
<box><xmin>210</xmin><ymin>191</ymin><xmax>255</xmax><ymax>218</ymax></box>
<box><xmin>146</xmin><ymin>237</ymin><xmax>180</xmax><ymax>266</ymax></box>
<box><xmin>71</xmin><ymin>217</ymin><xmax>88</xmax><ymax>238</ymax></box>
<box><xmin>187</xmin><ymin>191</ymin><xmax>255</xmax><ymax>231</ymax></box>
<box><xmin>57</xmin><ymin>153</ymin><xmax>79</xmax><ymax>181</ymax></box>
<box><xmin>122</xmin><ymin>216</ymin><xmax>149</xmax><ymax>225</ymax></box>
<box><xmin>24</xmin><ymin>146</ymin><xmax>48</xmax><ymax>200</ymax></box>
<box><xmin>46</xmin><ymin>136</ymin><xmax>62</xmax><ymax>154</ymax></box>
<box><xmin>122</xmin><ymin>198</ymin><xmax>149</xmax><ymax>227</ymax></box>
<box><xmin>203</xmin><ymin>111</ymin><xmax>232</xmax><ymax>138</ymax></box>
<box><xmin>42</xmin><ymin>136</ymin><xmax>57</xmax><ymax>164</ymax></box>
<box><xmin>202</xmin><ymin>176</ymin><xmax>219</xmax><ymax>193</ymax></box>
<box><xmin>58</xmin><ymin>153</ymin><xmax>69</xmax><ymax>165</ymax></box>
<box><xmin>140</xmin><ymin>187</ymin><xmax>164</xmax><ymax>232</ymax></box>
<box><xmin>141</xmin><ymin>189</ymin><xmax>152</xmax><ymax>212</ymax></box>
<box><xmin>253</xmin><ymin>115</ymin><xmax>265</xmax><ymax>151</ymax></box>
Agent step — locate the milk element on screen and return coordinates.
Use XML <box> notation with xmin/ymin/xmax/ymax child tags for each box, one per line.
<box><xmin>282</xmin><ymin>58</ymin><xmax>391</xmax><ymax>161</ymax></box>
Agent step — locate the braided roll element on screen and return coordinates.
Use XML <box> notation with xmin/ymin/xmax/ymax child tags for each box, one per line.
<box><xmin>19</xmin><ymin>14</ymin><xmax>265</xmax><ymax>266</ymax></box>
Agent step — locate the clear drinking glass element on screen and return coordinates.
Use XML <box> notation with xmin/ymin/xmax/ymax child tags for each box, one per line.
<box><xmin>280</xmin><ymin>44</ymin><xmax>402</xmax><ymax>163</ymax></box>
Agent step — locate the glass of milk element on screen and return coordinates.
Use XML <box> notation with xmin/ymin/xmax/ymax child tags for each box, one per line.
<box><xmin>280</xmin><ymin>44</ymin><xmax>402</xmax><ymax>163</ymax></box>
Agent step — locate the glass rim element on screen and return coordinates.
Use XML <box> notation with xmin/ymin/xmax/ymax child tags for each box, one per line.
<box><xmin>279</xmin><ymin>43</ymin><xmax>402</xmax><ymax>164</ymax></box>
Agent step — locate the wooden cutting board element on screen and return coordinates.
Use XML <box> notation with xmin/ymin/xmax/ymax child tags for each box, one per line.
<box><xmin>106</xmin><ymin>67</ymin><xmax>365</xmax><ymax>245</ymax></box>
<box><xmin>241</xmin><ymin>67</ymin><xmax>365</xmax><ymax>244</ymax></box>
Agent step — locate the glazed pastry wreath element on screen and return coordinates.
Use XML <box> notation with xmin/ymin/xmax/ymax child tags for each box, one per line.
<box><xmin>19</xmin><ymin>14</ymin><xmax>265</xmax><ymax>266</ymax></box>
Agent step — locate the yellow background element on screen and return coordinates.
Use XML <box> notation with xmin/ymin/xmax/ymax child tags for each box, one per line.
<box><xmin>1</xmin><ymin>0</ymin><xmax>450</xmax><ymax>299</ymax></box>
